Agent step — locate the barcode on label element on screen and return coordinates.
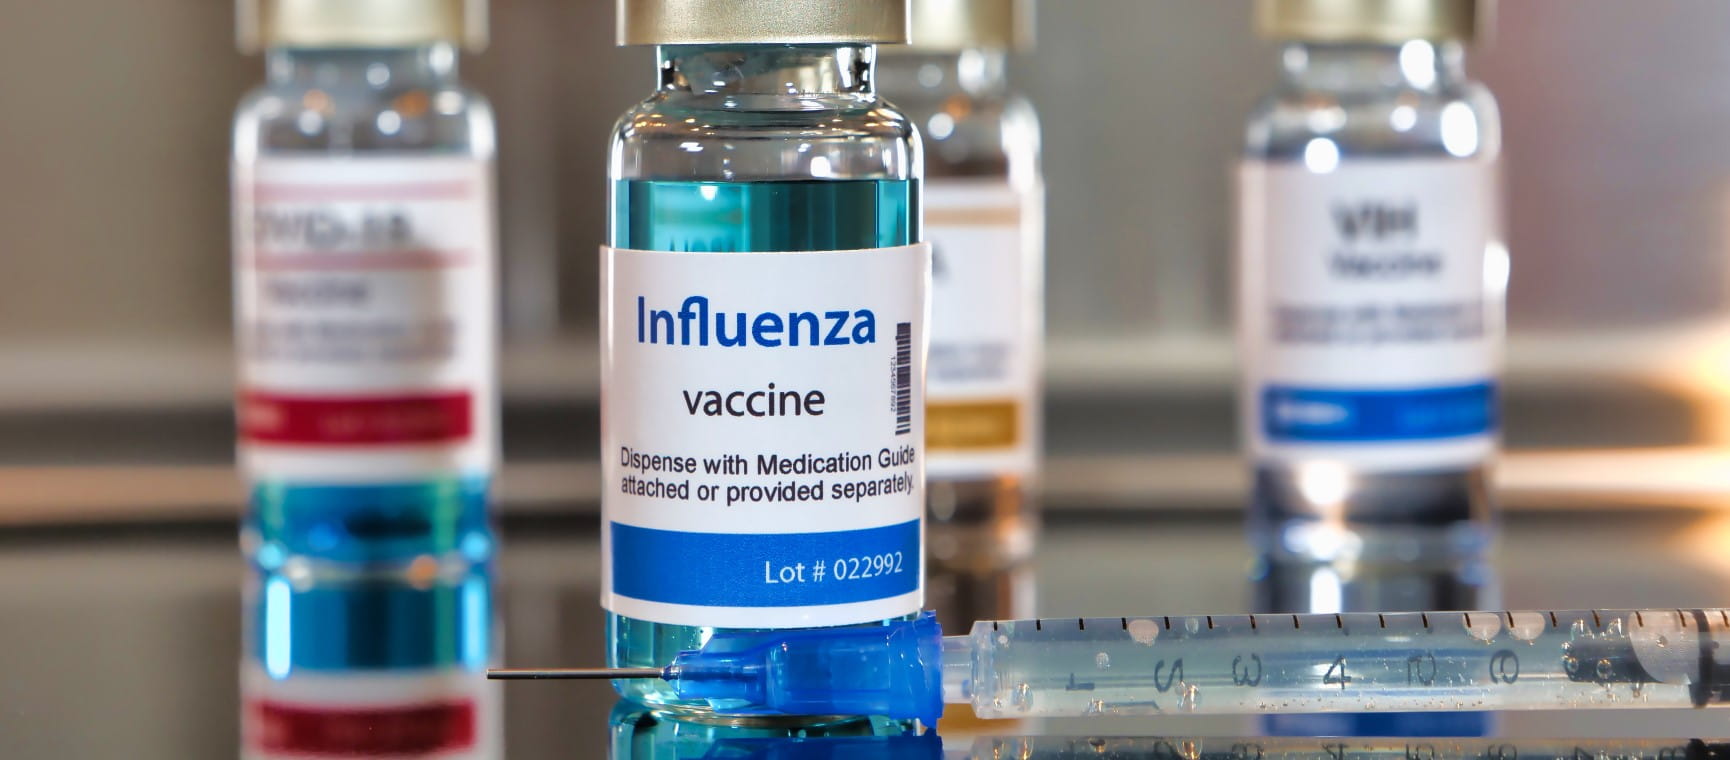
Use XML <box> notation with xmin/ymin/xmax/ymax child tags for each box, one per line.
<box><xmin>894</xmin><ymin>322</ymin><xmax>912</xmax><ymax>435</ymax></box>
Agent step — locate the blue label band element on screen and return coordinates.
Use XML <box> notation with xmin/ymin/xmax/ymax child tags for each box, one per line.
<box><xmin>1262</xmin><ymin>381</ymin><xmax>1497</xmax><ymax>443</ymax></box>
<box><xmin>611</xmin><ymin>520</ymin><xmax>921</xmax><ymax>608</ymax></box>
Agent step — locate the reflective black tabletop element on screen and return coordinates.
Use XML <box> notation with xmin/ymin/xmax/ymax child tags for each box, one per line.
<box><xmin>6</xmin><ymin>502</ymin><xmax>1730</xmax><ymax>757</ymax></box>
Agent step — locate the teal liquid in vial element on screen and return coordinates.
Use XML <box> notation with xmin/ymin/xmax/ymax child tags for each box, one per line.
<box><xmin>613</xmin><ymin>180</ymin><xmax>915</xmax><ymax>253</ymax></box>
<box><xmin>606</xmin><ymin>177</ymin><xmax>917</xmax><ymax>709</ymax></box>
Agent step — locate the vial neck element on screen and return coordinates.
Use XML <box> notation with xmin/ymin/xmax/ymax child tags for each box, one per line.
<box><xmin>658</xmin><ymin>44</ymin><xmax>876</xmax><ymax>101</ymax></box>
<box><xmin>1280</xmin><ymin>40</ymin><xmax>1466</xmax><ymax>93</ymax></box>
<box><xmin>265</xmin><ymin>43</ymin><xmax>459</xmax><ymax>91</ymax></box>
<box><xmin>877</xmin><ymin>49</ymin><xmax>1009</xmax><ymax>98</ymax></box>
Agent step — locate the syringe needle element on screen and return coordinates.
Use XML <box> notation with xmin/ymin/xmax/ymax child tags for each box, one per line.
<box><xmin>487</xmin><ymin>667</ymin><xmax>664</xmax><ymax>680</ymax></box>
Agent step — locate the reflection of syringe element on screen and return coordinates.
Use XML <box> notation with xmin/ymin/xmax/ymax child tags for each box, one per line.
<box><xmin>971</xmin><ymin>737</ymin><xmax>1730</xmax><ymax>760</ymax></box>
<box><xmin>493</xmin><ymin>608</ymin><xmax>1730</xmax><ymax>724</ymax></box>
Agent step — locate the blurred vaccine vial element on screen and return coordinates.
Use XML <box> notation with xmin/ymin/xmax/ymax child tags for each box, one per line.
<box><xmin>880</xmin><ymin>0</ymin><xmax>1042</xmax><ymax>581</ymax></box>
<box><xmin>1240</xmin><ymin>0</ymin><xmax>1504</xmax><ymax>574</ymax></box>
<box><xmin>602</xmin><ymin>0</ymin><xmax>928</xmax><ymax>713</ymax></box>
<box><xmin>231</xmin><ymin>0</ymin><xmax>497</xmax><ymax>585</ymax></box>
<box><xmin>230</xmin><ymin>3</ymin><xmax>498</xmax><ymax>751</ymax></box>
<box><xmin>1242</xmin><ymin>1</ymin><xmax>1502</xmax><ymax>735</ymax></box>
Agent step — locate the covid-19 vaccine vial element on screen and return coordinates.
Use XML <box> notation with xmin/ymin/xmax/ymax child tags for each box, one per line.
<box><xmin>1239</xmin><ymin>0</ymin><xmax>1504</xmax><ymax>581</ymax></box>
<box><xmin>880</xmin><ymin>0</ymin><xmax>1042</xmax><ymax>585</ymax></box>
<box><xmin>602</xmin><ymin>0</ymin><xmax>929</xmax><ymax>712</ymax></box>
<box><xmin>231</xmin><ymin>1</ymin><xmax>498</xmax><ymax>754</ymax></box>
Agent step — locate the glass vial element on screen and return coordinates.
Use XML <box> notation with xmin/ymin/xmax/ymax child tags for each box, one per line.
<box><xmin>1242</xmin><ymin>2</ymin><xmax>1501</xmax><ymax>735</ymax></box>
<box><xmin>1239</xmin><ymin>0</ymin><xmax>1504</xmax><ymax>584</ymax></box>
<box><xmin>878</xmin><ymin>0</ymin><xmax>1042</xmax><ymax>596</ymax></box>
<box><xmin>603</xmin><ymin>0</ymin><xmax>928</xmax><ymax>714</ymax></box>
<box><xmin>231</xmin><ymin>1</ymin><xmax>499</xmax><ymax>755</ymax></box>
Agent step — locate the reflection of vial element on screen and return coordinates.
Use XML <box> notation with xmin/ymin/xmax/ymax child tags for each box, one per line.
<box><xmin>602</xmin><ymin>0</ymin><xmax>928</xmax><ymax>713</ymax></box>
<box><xmin>609</xmin><ymin>702</ymin><xmax>925</xmax><ymax>759</ymax></box>
<box><xmin>242</xmin><ymin>568</ymin><xmax>499</xmax><ymax>759</ymax></box>
<box><xmin>1239</xmin><ymin>0</ymin><xmax>1504</xmax><ymax>569</ymax></box>
<box><xmin>231</xmin><ymin>0</ymin><xmax>497</xmax><ymax>584</ymax></box>
<box><xmin>880</xmin><ymin>0</ymin><xmax>1042</xmax><ymax>578</ymax></box>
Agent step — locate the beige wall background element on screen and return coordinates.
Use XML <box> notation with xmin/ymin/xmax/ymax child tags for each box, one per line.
<box><xmin>4</xmin><ymin>0</ymin><xmax>1730</xmax><ymax>400</ymax></box>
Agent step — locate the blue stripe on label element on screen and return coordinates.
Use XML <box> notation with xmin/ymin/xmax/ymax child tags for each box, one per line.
<box><xmin>611</xmin><ymin>520</ymin><xmax>921</xmax><ymax>608</ymax></box>
<box><xmin>1262</xmin><ymin>381</ymin><xmax>1497</xmax><ymax>443</ymax></box>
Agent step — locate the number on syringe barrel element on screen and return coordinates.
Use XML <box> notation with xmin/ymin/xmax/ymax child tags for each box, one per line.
<box><xmin>1490</xmin><ymin>649</ymin><xmax>1520</xmax><ymax>684</ymax></box>
<box><xmin>1152</xmin><ymin>659</ymin><xmax>1184</xmax><ymax>692</ymax></box>
<box><xmin>1232</xmin><ymin>654</ymin><xmax>1263</xmax><ymax>687</ymax></box>
<box><xmin>1323</xmin><ymin>656</ymin><xmax>1352</xmax><ymax>690</ymax></box>
<box><xmin>1407</xmin><ymin>652</ymin><xmax>1437</xmax><ymax>685</ymax></box>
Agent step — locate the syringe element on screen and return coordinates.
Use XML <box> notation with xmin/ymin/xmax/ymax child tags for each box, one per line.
<box><xmin>492</xmin><ymin>608</ymin><xmax>1730</xmax><ymax>725</ymax></box>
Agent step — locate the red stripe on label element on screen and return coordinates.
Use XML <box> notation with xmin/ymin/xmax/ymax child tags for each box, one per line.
<box><xmin>239</xmin><ymin>391</ymin><xmax>473</xmax><ymax>445</ymax></box>
<box><xmin>253</xmin><ymin>181</ymin><xmax>476</xmax><ymax>202</ymax></box>
<box><xmin>251</xmin><ymin>700</ymin><xmax>476</xmax><ymax>755</ymax></box>
<box><xmin>248</xmin><ymin>250</ymin><xmax>474</xmax><ymax>271</ymax></box>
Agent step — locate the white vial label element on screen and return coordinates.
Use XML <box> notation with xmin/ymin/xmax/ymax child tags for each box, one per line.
<box><xmin>601</xmin><ymin>244</ymin><xmax>931</xmax><ymax>629</ymax></box>
<box><xmin>1239</xmin><ymin>158</ymin><xmax>1502</xmax><ymax>471</ymax></box>
<box><xmin>924</xmin><ymin>180</ymin><xmax>1042</xmax><ymax>480</ymax></box>
<box><xmin>232</xmin><ymin>157</ymin><xmax>497</xmax><ymax>482</ymax></box>
<box><xmin>241</xmin><ymin>664</ymin><xmax>500</xmax><ymax>759</ymax></box>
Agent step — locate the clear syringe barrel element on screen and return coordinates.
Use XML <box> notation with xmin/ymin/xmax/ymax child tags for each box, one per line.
<box><xmin>971</xmin><ymin>737</ymin><xmax>1730</xmax><ymax>760</ymax></box>
<box><xmin>945</xmin><ymin>609</ymin><xmax>1730</xmax><ymax>718</ymax></box>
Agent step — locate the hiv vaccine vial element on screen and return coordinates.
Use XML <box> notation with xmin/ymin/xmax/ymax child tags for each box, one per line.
<box><xmin>1239</xmin><ymin>0</ymin><xmax>1504</xmax><ymax>579</ymax></box>
<box><xmin>231</xmin><ymin>1</ymin><xmax>497</xmax><ymax>752</ymax></box>
<box><xmin>880</xmin><ymin>0</ymin><xmax>1042</xmax><ymax>579</ymax></box>
<box><xmin>603</xmin><ymin>0</ymin><xmax>928</xmax><ymax>712</ymax></box>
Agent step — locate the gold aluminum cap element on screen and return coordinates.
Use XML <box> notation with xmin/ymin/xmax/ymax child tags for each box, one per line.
<box><xmin>1255</xmin><ymin>0</ymin><xmax>1482</xmax><ymax>43</ymax></box>
<box><xmin>238</xmin><ymin>0</ymin><xmax>488</xmax><ymax>52</ymax></box>
<box><xmin>617</xmin><ymin>0</ymin><xmax>908</xmax><ymax>45</ymax></box>
<box><xmin>906</xmin><ymin>0</ymin><xmax>1033</xmax><ymax>51</ymax></box>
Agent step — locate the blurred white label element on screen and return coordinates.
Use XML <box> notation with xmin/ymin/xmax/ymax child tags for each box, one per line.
<box><xmin>231</xmin><ymin>157</ymin><xmax>497</xmax><ymax>482</ymax></box>
<box><xmin>924</xmin><ymin>180</ymin><xmax>1043</xmax><ymax>480</ymax></box>
<box><xmin>1239</xmin><ymin>157</ymin><xmax>1503</xmax><ymax>471</ymax></box>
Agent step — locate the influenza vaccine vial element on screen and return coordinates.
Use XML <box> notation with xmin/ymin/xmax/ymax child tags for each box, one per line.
<box><xmin>879</xmin><ymin>0</ymin><xmax>1041</xmax><ymax>577</ymax></box>
<box><xmin>1239</xmin><ymin>0</ymin><xmax>1504</xmax><ymax>569</ymax></box>
<box><xmin>603</xmin><ymin>0</ymin><xmax>928</xmax><ymax>712</ymax></box>
<box><xmin>230</xmin><ymin>0</ymin><xmax>497</xmax><ymax>748</ymax></box>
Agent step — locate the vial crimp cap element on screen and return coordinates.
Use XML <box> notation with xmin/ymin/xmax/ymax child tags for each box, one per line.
<box><xmin>905</xmin><ymin>0</ymin><xmax>1033</xmax><ymax>52</ymax></box>
<box><xmin>616</xmin><ymin>0</ymin><xmax>909</xmax><ymax>46</ymax></box>
<box><xmin>1255</xmin><ymin>0</ymin><xmax>1483</xmax><ymax>44</ymax></box>
<box><xmin>237</xmin><ymin>0</ymin><xmax>487</xmax><ymax>52</ymax></box>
